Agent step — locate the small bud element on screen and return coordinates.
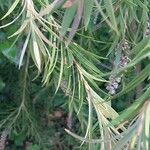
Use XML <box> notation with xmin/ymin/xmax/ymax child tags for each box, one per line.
<box><xmin>119</xmin><ymin>55</ymin><xmax>129</xmax><ymax>68</ymax></box>
<box><xmin>93</xmin><ymin>13</ymin><xmax>98</xmax><ymax>25</ymax></box>
<box><xmin>121</xmin><ymin>40</ymin><xmax>130</xmax><ymax>50</ymax></box>
<box><xmin>109</xmin><ymin>88</ymin><xmax>116</xmax><ymax>95</ymax></box>
<box><xmin>112</xmin><ymin>81</ymin><xmax>119</xmax><ymax>89</ymax></box>
<box><xmin>146</xmin><ymin>16</ymin><xmax>150</xmax><ymax>36</ymax></box>
<box><xmin>109</xmin><ymin>75</ymin><xmax>115</xmax><ymax>81</ymax></box>
<box><xmin>107</xmin><ymin>40</ymin><xmax>130</xmax><ymax>94</ymax></box>
<box><xmin>116</xmin><ymin>77</ymin><xmax>121</xmax><ymax>83</ymax></box>
<box><xmin>106</xmin><ymin>76</ymin><xmax>120</xmax><ymax>94</ymax></box>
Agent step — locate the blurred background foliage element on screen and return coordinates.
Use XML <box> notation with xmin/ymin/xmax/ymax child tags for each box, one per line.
<box><xmin>0</xmin><ymin>0</ymin><xmax>150</xmax><ymax>149</ymax></box>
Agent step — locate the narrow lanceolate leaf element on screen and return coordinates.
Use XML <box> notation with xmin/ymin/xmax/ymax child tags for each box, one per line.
<box><xmin>19</xmin><ymin>29</ymin><xmax>31</xmax><ymax>69</ymax></box>
<box><xmin>8</xmin><ymin>20</ymin><xmax>28</xmax><ymax>38</ymax></box>
<box><xmin>39</xmin><ymin>0</ymin><xmax>65</xmax><ymax>17</ymax></box>
<box><xmin>60</xmin><ymin>3</ymin><xmax>77</xmax><ymax>36</ymax></box>
<box><xmin>113</xmin><ymin>64</ymin><xmax>150</xmax><ymax>99</ymax></box>
<box><xmin>1</xmin><ymin>0</ymin><xmax>20</xmax><ymax>20</ymax></box>
<box><xmin>131</xmin><ymin>36</ymin><xmax>150</xmax><ymax>55</ymax></box>
<box><xmin>68</xmin><ymin>0</ymin><xmax>84</xmax><ymax>43</ymax></box>
<box><xmin>129</xmin><ymin>46</ymin><xmax>150</xmax><ymax>67</ymax></box>
<box><xmin>0</xmin><ymin>4</ymin><xmax>25</xmax><ymax>29</ymax></box>
<box><xmin>111</xmin><ymin>87</ymin><xmax>150</xmax><ymax>126</ymax></box>
<box><xmin>104</xmin><ymin>0</ymin><xmax>119</xmax><ymax>35</ymax></box>
<box><xmin>94</xmin><ymin>0</ymin><xmax>117</xmax><ymax>34</ymax></box>
<box><xmin>65</xmin><ymin>129</ymin><xmax>114</xmax><ymax>143</ymax></box>
<box><xmin>120</xmin><ymin>36</ymin><xmax>150</xmax><ymax>68</ymax></box>
<box><xmin>77</xmin><ymin>64</ymin><xmax>105</xmax><ymax>82</ymax></box>
<box><xmin>55</xmin><ymin>44</ymin><xmax>64</xmax><ymax>94</ymax></box>
<box><xmin>144</xmin><ymin>101</ymin><xmax>150</xmax><ymax>150</ymax></box>
<box><xmin>32</xmin><ymin>33</ymin><xmax>41</xmax><ymax>72</ymax></box>
<box><xmin>84</xmin><ymin>0</ymin><xmax>93</xmax><ymax>30</ymax></box>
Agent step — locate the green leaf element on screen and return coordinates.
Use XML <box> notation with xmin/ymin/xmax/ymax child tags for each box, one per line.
<box><xmin>128</xmin><ymin>46</ymin><xmax>150</xmax><ymax>67</ymax></box>
<box><xmin>31</xmin><ymin>27</ymin><xmax>41</xmax><ymax>72</ymax></box>
<box><xmin>67</xmin><ymin>48</ymin><xmax>74</xmax><ymax>67</ymax></box>
<box><xmin>144</xmin><ymin>101</ymin><xmax>150</xmax><ymax>149</ymax></box>
<box><xmin>0</xmin><ymin>41</ymin><xmax>10</xmax><ymax>52</ymax></box>
<box><xmin>0</xmin><ymin>41</ymin><xmax>18</xmax><ymax>64</ymax></box>
<box><xmin>67</xmin><ymin>0</ymin><xmax>84</xmax><ymax>43</ymax></box>
<box><xmin>131</xmin><ymin>36</ymin><xmax>150</xmax><ymax>55</ymax></box>
<box><xmin>1</xmin><ymin>0</ymin><xmax>20</xmax><ymax>20</ymax></box>
<box><xmin>111</xmin><ymin>87</ymin><xmax>150</xmax><ymax>126</ymax></box>
<box><xmin>28</xmin><ymin>144</ymin><xmax>40</xmax><ymax>150</ymax></box>
<box><xmin>10</xmin><ymin>131</ymin><xmax>26</xmax><ymax>146</ymax></box>
<box><xmin>55</xmin><ymin>44</ymin><xmax>64</xmax><ymax>93</ymax></box>
<box><xmin>104</xmin><ymin>0</ymin><xmax>119</xmax><ymax>34</ymax></box>
<box><xmin>60</xmin><ymin>4</ymin><xmax>77</xmax><ymax>36</ymax></box>
<box><xmin>39</xmin><ymin>0</ymin><xmax>65</xmax><ymax>17</ymax></box>
<box><xmin>84</xmin><ymin>0</ymin><xmax>93</xmax><ymax>30</ymax></box>
<box><xmin>113</xmin><ymin>64</ymin><xmax>150</xmax><ymax>99</ymax></box>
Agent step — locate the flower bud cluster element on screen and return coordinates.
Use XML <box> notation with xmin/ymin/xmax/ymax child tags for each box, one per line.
<box><xmin>93</xmin><ymin>12</ymin><xmax>99</xmax><ymax>25</ymax></box>
<box><xmin>106</xmin><ymin>75</ymin><xmax>121</xmax><ymax>94</ymax></box>
<box><xmin>106</xmin><ymin>40</ymin><xmax>130</xmax><ymax>94</ymax></box>
<box><xmin>146</xmin><ymin>16</ymin><xmax>150</xmax><ymax>37</ymax></box>
<box><xmin>121</xmin><ymin>40</ymin><xmax>130</xmax><ymax>50</ymax></box>
<box><xmin>119</xmin><ymin>55</ymin><xmax>128</xmax><ymax>68</ymax></box>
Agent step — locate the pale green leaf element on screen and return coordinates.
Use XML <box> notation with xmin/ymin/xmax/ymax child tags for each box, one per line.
<box><xmin>60</xmin><ymin>4</ymin><xmax>77</xmax><ymax>36</ymax></box>
<box><xmin>84</xmin><ymin>0</ymin><xmax>93</xmax><ymax>30</ymax></box>
<box><xmin>1</xmin><ymin>0</ymin><xmax>20</xmax><ymax>20</ymax></box>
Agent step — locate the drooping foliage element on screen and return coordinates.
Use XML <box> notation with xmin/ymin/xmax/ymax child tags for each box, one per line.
<box><xmin>0</xmin><ymin>0</ymin><xmax>150</xmax><ymax>149</ymax></box>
